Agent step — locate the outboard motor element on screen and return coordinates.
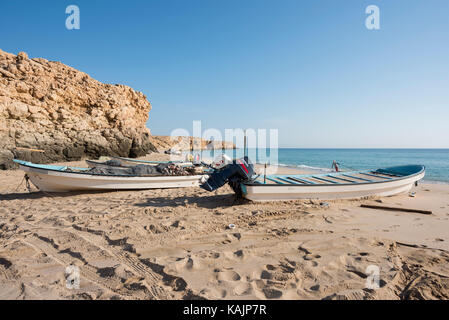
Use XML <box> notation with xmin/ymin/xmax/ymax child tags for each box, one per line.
<box><xmin>200</xmin><ymin>157</ymin><xmax>255</xmax><ymax>197</ymax></box>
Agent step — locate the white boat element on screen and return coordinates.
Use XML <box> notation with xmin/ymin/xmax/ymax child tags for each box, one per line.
<box><xmin>13</xmin><ymin>160</ymin><xmax>205</xmax><ymax>192</ymax></box>
<box><xmin>240</xmin><ymin>165</ymin><xmax>425</xmax><ymax>201</ymax></box>
<box><xmin>200</xmin><ymin>158</ymin><xmax>426</xmax><ymax>202</ymax></box>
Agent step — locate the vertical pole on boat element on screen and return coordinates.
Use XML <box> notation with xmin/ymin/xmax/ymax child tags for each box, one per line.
<box><xmin>190</xmin><ymin>138</ymin><xmax>193</xmax><ymax>162</ymax></box>
<box><xmin>244</xmin><ymin>129</ymin><xmax>247</xmax><ymax>158</ymax></box>
<box><xmin>264</xmin><ymin>163</ymin><xmax>267</xmax><ymax>184</ymax></box>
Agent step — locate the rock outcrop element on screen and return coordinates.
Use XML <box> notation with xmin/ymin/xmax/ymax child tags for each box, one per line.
<box><xmin>151</xmin><ymin>135</ymin><xmax>236</xmax><ymax>152</ymax></box>
<box><xmin>0</xmin><ymin>49</ymin><xmax>155</xmax><ymax>169</ymax></box>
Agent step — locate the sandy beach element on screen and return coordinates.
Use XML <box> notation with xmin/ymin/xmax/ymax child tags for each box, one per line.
<box><xmin>1</xmin><ymin>153</ymin><xmax>448</xmax><ymax>300</ymax></box>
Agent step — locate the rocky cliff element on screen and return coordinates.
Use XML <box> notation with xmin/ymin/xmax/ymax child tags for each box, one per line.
<box><xmin>0</xmin><ymin>49</ymin><xmax>155</xmax><ymax>169</ymax></box>
<box><xmin>151</xmin><ymin>135</ymin><xmax>236</xmax><ymax>152</ymax></box>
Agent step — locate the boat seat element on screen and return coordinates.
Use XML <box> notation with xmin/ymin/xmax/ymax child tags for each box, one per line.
<box><xmin>287</xmin><ymin>177</ymin><xmax>316</xmax><ymax>184</ymax></box>
<box><xmin>312</xmin><ymin>176</ymin><xmax>340</xmax><ymax>184</ymax></box>
<box><xmin>266</xmin><ymin>177</ymin><xmax>286</xmax><ymax>184</ymax></box>
<box><xmin>276</xmin><ymin>177</ymin><xmax>301</xmax><ymax>184</ymax></box>
<box><xmin>327</xmin><ymin>175</ymin><xmax>357</xmax><ymax>183</ymax></box>
<box><xmin>342</xmin><ymin>174</ymin><xmax>373</xmax><ymax>182</ymax></box>
<box><xmin>360</xmin><ymin>172</ymin><xmax>392</xmax><ymax>180</ymax></box>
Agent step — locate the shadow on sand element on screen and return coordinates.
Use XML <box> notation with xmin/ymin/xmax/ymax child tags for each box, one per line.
<box><xmin>0</xmin><ymin>190</ymin><xmax>114</xmax><ymax>201</ymax></box>
<box><xmin>134</xmin><ymin>193</ymin><xmax>249</xmax><ymax>209</ymax></box>
<box><xmin>1</xmin><ymin>190</ymin><xmax>249</xmax><ymax>210</ymax></box>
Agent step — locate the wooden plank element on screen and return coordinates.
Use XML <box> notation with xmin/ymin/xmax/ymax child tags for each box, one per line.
<box><xmin>360</xmin><ymin>172</ymin><xmax>392</xmax><ymax>180</ymax></box>
<box><xmin>276</xmin><ymin>177</ymin><xmax>301</xmax><ymax>184</ymax></box>
<box><xmin>327</xmin><ymin>175</ymin><xmax>357</xmax><ymax>183</ymax></box>
<box><xmin>312</xmin><ymin>176</ymin><xmax>340</xmax><ymax>184</ymax></box>
<box><xmin>361</xmin><ymin>204</ymin><xmax>432</xmax><ymax>215</ymax></box>
<box><xmin>287</xmin><ymin>177</ymin><xmax>316</xmax><ymax>184</ymax></box>
<box><xmin>342</xmin><ymin>174</ymin><xmax>373</xmax><ymax>182</ymax></box>
<box><xmin>266</xmin><ymin>177</ymin><xmax>285</xmax><ymax>185</ymax></box>
<box><xmin>371</xmin><ymin>171</ymin><xmax>402</xmax><ymax>178</ymax></box>
<box><xmin>373</xmin><ymin>170</ymin><xmax>403</xmax><ymax>177</ymax></box>
<box><xmin>285</xmin><ymin>177</ymin><xmax>307</xmax><ymax>184</ymax></box>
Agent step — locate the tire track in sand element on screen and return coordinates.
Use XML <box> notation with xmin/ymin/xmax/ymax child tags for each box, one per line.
<box><xmin>21</xmin><ymin>235</ymin><xmax>133</xmax><ymax>299</ymax></box>
<box><xmin>70</xmin><ymin>224</ymin><xmax>172</xmax><ymax>299</ymax></box>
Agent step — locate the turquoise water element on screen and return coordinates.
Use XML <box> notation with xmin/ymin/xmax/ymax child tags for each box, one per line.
<box><xmin>199</xmin><ymin>149</ymin><xmax>449</xmax><ymax>184</ymax></box>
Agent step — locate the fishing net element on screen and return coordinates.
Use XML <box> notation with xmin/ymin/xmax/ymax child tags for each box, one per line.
<box><xmin>88</xmin><ymin>162</ymin><xmax>197</xmax><ymax>176</ymax></box>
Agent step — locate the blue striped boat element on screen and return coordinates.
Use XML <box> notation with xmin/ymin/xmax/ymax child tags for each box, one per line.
<box><xmin>240</xmin><ymin>165</ymin><xmax>425</xmax><ymax>201</ymax></box>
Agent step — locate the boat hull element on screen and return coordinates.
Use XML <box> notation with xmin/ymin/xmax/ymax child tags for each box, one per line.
<box><xmin>241</xmin><ymin>171</ymin><xmax>425</xmax><ymax>202</ymax></box>
<box><xmin>18</xmin><ymin>164</ymin><xmax>204</xmax><ymax>192</ymax></box>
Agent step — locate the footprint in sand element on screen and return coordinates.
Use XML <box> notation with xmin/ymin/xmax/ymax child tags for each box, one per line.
<box><xmin>209</xmin><ymin>252</ymin><xmax>220</xmax><ymax>259</ymax></box>
<box><xmin>213</xmin><ymin>289</ymin><xmax>227</xmax><ymax>298</ymax></box>
<box><xmin>217</xmin><ymin>270</ymin><xmax>241</xmax><ymax>282</ymax></box>
<box><xmin>233</xmin><ymin>250</ymin><xmax>244</xmax><ymax>259</ymax></box>
<box><xmin>233</xmin><ymin>283</ymin><xmax>253</xmax><ymax>296</ymax></box>
<box><xmin>359</xmin><ymin>252</ymin><xmax>369</xmax><ymax>256</ymax></box>
<box><xmin>303</xmin><ymin>254</ymin><xmax>321</xmax><ymax>263</ymax></box>
<box><xmin>310</xmin><ymin>284</ymin><xmax>321</xmax><ymax>292</ymax></box>
<box><xmin>260</xmin><ymin>270</ymin><xmax>272</xmax><ymax>280</ymax></box>
<box><xmin>174</xmin><ymin>256</ymin><xmax>200</xmax><ymax>271</ymax></box>
<box><xmin>266</xmin><ymin>264</ymin><xmax>276</xmax><ymax>271</ymax></box>
<box><xmin>309</xmin><ymin>261</ymin><xmax>319</xmax><ymax>267</ymax></box>
<box><xmin>199</xmin><ymin>287</ymin><xmax>225</xmax><ymax>298</ymax></box>
<box><xmin>252</xmin><ymin>279</ymin><xmax>265</xmax><ymax>290</ymax></box>
<box><xmin>262</xmin><ymin>288</ymin><xmax>283</xmax><ymax>299</ymax></box>
<box><xmin>170</xmin><ymin>220</ymin><xmax>181</xmax><ymax>228</ymax></box>
<box><xmin>259</xmin><ymin>262</ymin><xmax>296</xmax><ymax>282</ymax></box>
<box><xmin>232</xmin><ymin>233</ymin><xmax>241</xmax><ymax>240</ymax></box>
<box><xmin>213</xmin><ymin>289</ymin><xmax>228</xmax><ymax>298</ymax></box>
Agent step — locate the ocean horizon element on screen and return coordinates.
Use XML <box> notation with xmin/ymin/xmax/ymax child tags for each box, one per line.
<box><xmin>199</xmin><ymin>148</ymin><xmax>449</xmax><ymax>184</ymax></box>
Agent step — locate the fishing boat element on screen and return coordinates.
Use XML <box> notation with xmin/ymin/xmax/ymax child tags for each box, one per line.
<box><xmin>13</xmin><ymin>159</ymin><xmax>205</xmax><ymax>192</ymax></box>
<box><xmin>200</xmin><ymin>158</ymin><xmax>426</xmax><ymax>201</ymax></box>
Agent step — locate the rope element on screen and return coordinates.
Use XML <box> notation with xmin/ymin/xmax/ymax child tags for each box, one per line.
<box><xmin>4</xmin><ymin>174</ymin><xmax>36</xmax><ymax>194</ymax></box>
<box><xmin>5</xmin><ymin>174</ymin><xmax>60</xmax><ymax>198</ymax></box>
<box><xmin>2</xmin><ymin>174</ymin><xmax>31</xmax><ymax>194</ymax></box>
<box><xmin>11</xmin><ymin>174</ymin><xmax>26</xmax><ymax>193</ymax></box>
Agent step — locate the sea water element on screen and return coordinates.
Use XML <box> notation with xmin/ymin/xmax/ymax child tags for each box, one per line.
<box><xmin>199</xmin><ymin>148</ymin><xmax>449</xmax><ymax>184</ymax></box>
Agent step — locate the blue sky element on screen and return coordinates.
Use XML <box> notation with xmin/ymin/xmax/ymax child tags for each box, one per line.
<box><xmin>1</xmin><ymin>0</ymin><xmax>448</xmax><ymax>148</ymax></box>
